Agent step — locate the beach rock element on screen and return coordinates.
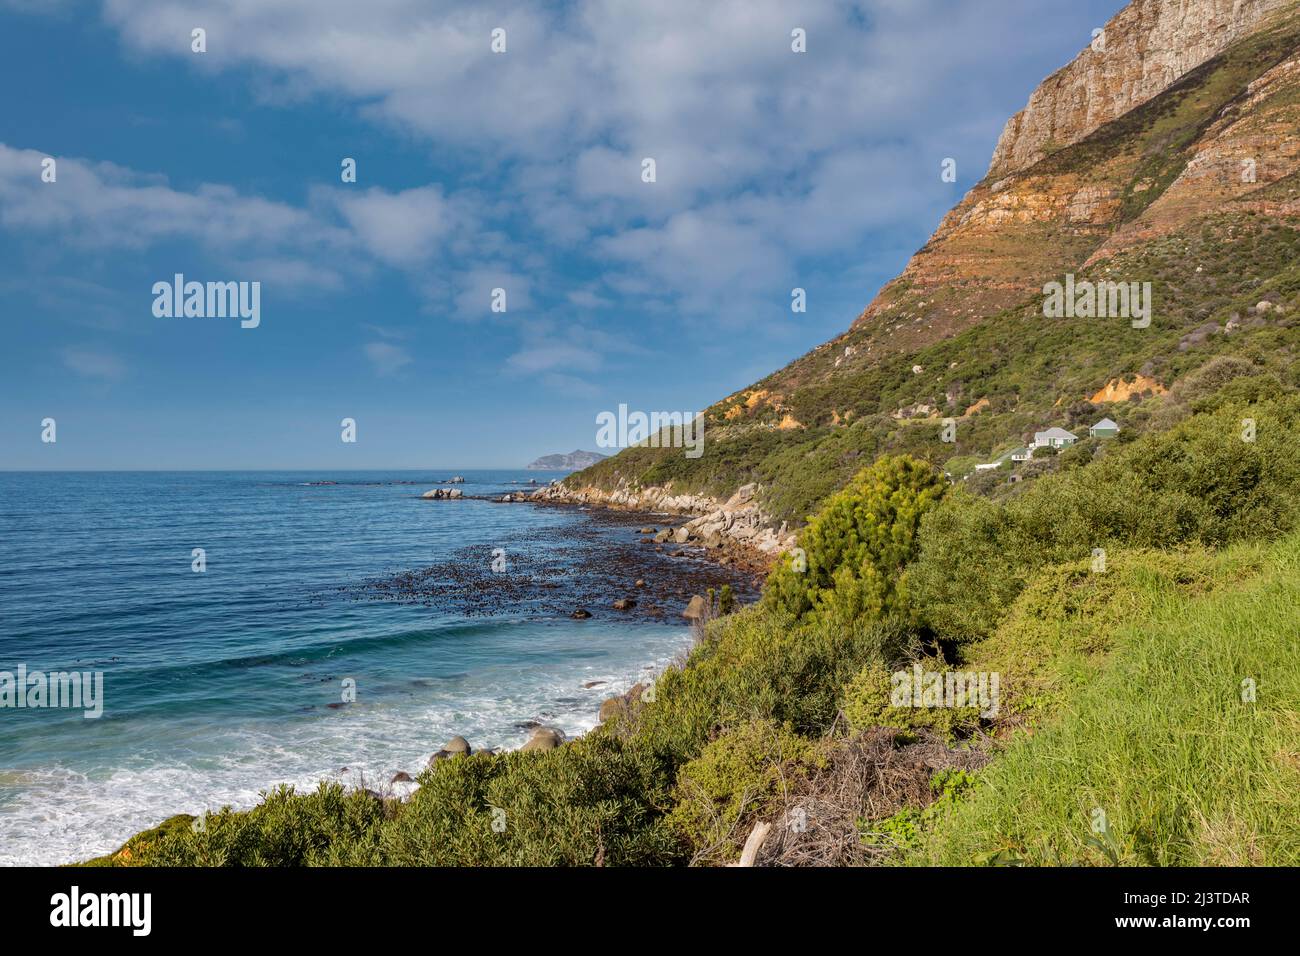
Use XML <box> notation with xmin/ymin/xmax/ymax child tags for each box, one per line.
<box><xmin>683</xmin><ymin>594</ymin><xmax>708</xmax><ymax>621</ymax></box>
<box><xmin>448</xmin><ymin>476</ymin><xmax>466</xmax><ymax>483</ymax></box>
<box><xmin>427</xmin><ymin>735</ymin><xmax>472</xmax><ymax>765</ymax></box>
<box><xmin>653</xmin><ymin>530</ymin><xmax>671</xmax><ymax>543</ymax></box>
<box><xmin>673</xmin><ymin>527</ymin><xmax>691</xmax><ymax>544</ymax></box>
<box><xmin>571</xmin><ymin>608</ymin><xmax>592</xmax><ymax>619</ymax></box>
<box><xmin>635</xmin><ymin>579</ymin><xmax>645</xmax><ymax>588</ymax></box>
<box><xmin>584</xmin><ymin>680</ymin><xmax>607</xmax><ymax>689</ymax></box>
<box><xmin>627</xmin><ymin>683</ymin><xmax>646</xmax><ymax>704</ymax></box>
<box><xmin>521</xmin><ymin>727</ymin><xmax>565</xmax><ymax>752</ymax></box>
<box><xmin>599</xmin><ymin>697</ymin><xmax>628</xmax><ymax>722</ymax></box>
<box><xmin>391</xmin><ymin>771</ymin><xmax>414</xmax><ymax>784</ymax></box>
<box><xmin>639</xmin><ymin>527</ymin><xmax>656</xmax><ymax>534</ymax></box>
<box><xmin>422</xmin><ymin>487</ymin><xmax>464</xmax><ymax>500</ymax></box>
<box><xmin>612</xmin><ymin>598</ymin><xmax>637</xmax><ymax>611</ymax></box>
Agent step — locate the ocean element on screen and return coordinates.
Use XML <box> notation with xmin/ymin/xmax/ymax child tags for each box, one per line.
<box><xmin>0</xmin><ymin>470</ymin><xmax>707</xmax><ymax>866</ymax></box>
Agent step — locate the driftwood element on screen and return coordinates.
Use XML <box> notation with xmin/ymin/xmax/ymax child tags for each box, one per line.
<box><xmin>732</xmin><ymin>821</ymin><xmax>772</xmax><ymax>867</ymax></box>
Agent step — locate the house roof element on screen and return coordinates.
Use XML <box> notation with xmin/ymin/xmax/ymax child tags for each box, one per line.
<box><xmin>1091</xmin><ymin>417</ymin><xmax>1119</xmax><ymax>430</ymax></box>
<box><xmin>1034</xmin><ymin>427</ymin><xmax>1077</xmax><ymax>441</ymax></box>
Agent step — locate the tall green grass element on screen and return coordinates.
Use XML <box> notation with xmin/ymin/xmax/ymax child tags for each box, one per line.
<box><xmin>911</xmin><ymin>533</ymin><xmax>1300</xmax><ymax>865</ymax></box>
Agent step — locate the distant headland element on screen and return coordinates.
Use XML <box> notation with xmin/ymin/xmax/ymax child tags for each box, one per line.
<box><xmin>527</xmin><ymin>450</ymin><xmax>607</xmax><ymax>471</ymax></box>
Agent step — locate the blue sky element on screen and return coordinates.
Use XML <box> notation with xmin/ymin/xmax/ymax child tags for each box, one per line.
<box><xmin>1</xmin><ymin>0</ymin><xmax>1123</xmax><ymax>469</ymax></box>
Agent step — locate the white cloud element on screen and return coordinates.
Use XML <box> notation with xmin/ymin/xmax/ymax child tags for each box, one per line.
<box><xmin>331</xmin><ymin>185</ymin><xmax>457</xmax><ymax>267</ymax></box>
<box><xmin>11</xmin><ymin>0</ymin><xmax>1102</xmax><ymax>340</ymax></box>
<box><xmin>0</xmin><ymin>144</ymin><xmax>352</xmax><ymax>287</ymax></box>
<box><xmin>363</xmin><ymin>340</ymin><xmax>412</xmax><ymax>375</ymax></box>
<box><xmin>61</xmin><ymin>347</ymin><xmax>126</xmax><ymax>381</ymax></box>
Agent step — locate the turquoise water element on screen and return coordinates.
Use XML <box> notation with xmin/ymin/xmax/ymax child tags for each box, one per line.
<box><xmin>0</xmin><ymin>471</ymin><xmax>695</xmax><ymax>865</ymax></box>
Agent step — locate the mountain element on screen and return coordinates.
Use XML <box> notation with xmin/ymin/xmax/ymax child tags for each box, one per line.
<box><xmin>556</xmin><ymin>0</ymin><xmax>1300</xmax><ymax>539</ymax></box>
<box><xmin>527</xmin><ymin>450</ymin><xmax>608</xmax><ymax>471</ymax></box>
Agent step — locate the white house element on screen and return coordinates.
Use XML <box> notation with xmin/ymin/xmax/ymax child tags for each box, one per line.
<box><xmin>1031</xmin><ymin>427</ymin><xmax>1078</xmax><ymax>450</ymax></box>
<box><xmin>1089</xmin><ymin>417</ymin><xmax>1120</xmax><ymax>438</ymax></box>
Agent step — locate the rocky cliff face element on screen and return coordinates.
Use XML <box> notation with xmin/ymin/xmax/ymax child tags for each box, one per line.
<box><xmin>846</xmin><ymin>0</ymin><xmax>1300</xmax><ymax>350</ymax></box>
<box><xmin>990</xmin><ymin>0</ymin><xmax>1293</xmax><ymax>178</ymax></box>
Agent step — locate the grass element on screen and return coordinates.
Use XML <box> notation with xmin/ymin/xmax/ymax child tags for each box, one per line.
<box><xmin>909</xmin><ymin>532</ymin><xmax>1300</xmax><ymax>865</ymax></box>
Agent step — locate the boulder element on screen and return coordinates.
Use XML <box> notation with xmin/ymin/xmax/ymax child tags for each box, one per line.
<box><xmin>422</xmin><ymin>487</ymin><xmax>463</xmax><ymax>500</ymax></box>
<box><xmin>448</xmin><ymin>476</ymin><xmax>466</xmax><ymax>483</ymax></box>
<box><xmin>427</xmin><ymin>735</ymin><xmax>472</xmax><ymax>764</ymax></box>
<box><xmin>391</xmin><ymin>771</ymin><xmax>414</xmax><ymax>784</ymax></box>
<box><xmin>653</xmin><ymin>530</ymin><xmax>671</xmax><ymax>543</ymax></box>
<box><xmin>612</xmin><ymin>598</ymin><xmax>637</xmax><ymax>611</ymax></box>
<box><xmin>639</xmin><ymin>527</ymin><xmax>656</xmax><ymax>534</ymax></box>
<box><xmin>673</xmin><ymin>527</ymin><xmax>691</xmax><ymax>544</ymax></box>
<box><xmin>634</xmin><ymin>579</ymin><xmax>646</xmax><ymax>588</ymax></box>
<box><xmin>521</xmin><ymin>727</ymin><xmax>565</xmax><ymax>752</ymax></box>
<box><xmin>599</xmin><ymin>697</ymin><xmax>628</xmax><ymax>722</ymax></box>
<box><xmin>683</xmin><ymin>594</ymin><xmax>708</xmax><ymax>621</ymax></box>
<box><xmin>571</xmin><ymin>608</ymin><xmax>592</xmax><ymax>619</ymax></box>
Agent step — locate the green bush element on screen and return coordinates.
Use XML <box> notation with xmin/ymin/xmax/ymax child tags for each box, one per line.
<box><xmin>840</xmin><ymin>662</ymin><xmax>981</xmax><ymax>741</ymax></box>
<box><xmin>762</xmin><ymin>455</ymin><xmax>947</xmax><ymax>628</ymax></box>
<box><xmin>666</xmin><ymin>718</ymin><xmax>826</xmax><ymax>862</ymax></box>
<box><xmin>909</xmin><ymin>398</ymin><xmax>1300</xmax><ymax>642</ymax></box>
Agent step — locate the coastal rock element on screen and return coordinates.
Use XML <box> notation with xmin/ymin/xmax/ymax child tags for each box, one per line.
<box><xmin>448</xmin><ymin>476</ymin><xmax>466</xmax><ymax>483</ymax></box>
<box><xmin>571</xmin><ymin>608</ymin><xmax>592</xmax><ymax>619</ymax></box>
<box><xmin>599</xmin><ymin>696</ymin><xmax>628</xmax><ymax>722</ymax></box>
<box><xmin>521</xmin><ymin>727</ymin><xmax>565</xmax><ymax>752</ymax></box>
<box><xmin>612</xmin><ymin>598</ymin><xmax>637</xmax><ymax>611</ymax></box>
<box><xmin>532</xmin><ymin>480</ymin><xmax>797</xmax><ymax>559</ymax></box>
<box><xmin>683</xmin><ymin>594</ymin><xmax>708</xmax><ymax>620</ymax></box>
<box><xmin>422</xmin><ymin>487</ymin><xmax>464</xmax><ymax>500</ymax></box>
<box><xmin>391</xmin><ymin>771</ymin><xmax>414</xmax><ymax>784</ymax></box>
<box><xmin>428</xmin><ymin>735</ymin><xmax>472</xmax><ymax>765</ymax></box>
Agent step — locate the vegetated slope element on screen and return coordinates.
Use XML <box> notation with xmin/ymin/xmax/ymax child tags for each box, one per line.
<box><xmin>567</xmin><ymin>0</ymin><xmax>1300</xmax><ymax>528</ymax></box>
<box><xmin>906</xmin><ymin>530</ymin><xmax>1300</xmax><ymax>866</ymax></box>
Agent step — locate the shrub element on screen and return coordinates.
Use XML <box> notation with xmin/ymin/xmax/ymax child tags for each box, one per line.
<box><xmin>908</xmin><ymin>399</ymin><xmax>1300</xmax><ymax>642</ymax></box>
<box><xmin>762</xmin><ymin>455</ymin><xmax>947</xmax><ymax>628</ymax></box>
<box><xmin>666</xmin><ymin>718</ymin><xmax>826</xmax><ymax>863</ymax></box>
<box><xmin>840</xmin><ymin>662</ymin><xmax>981</xmax><ymax>741</ymax></box>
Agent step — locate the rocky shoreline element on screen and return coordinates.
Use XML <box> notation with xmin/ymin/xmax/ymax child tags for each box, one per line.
<box><xmin>331</xmin><ymin>490</ymin><xmax>779</xmax><ymax>790</ymax></box>
<box><xmin>528</xmin><ymin>479</ymin><xmax>797</xmax><ymax>566</ymax></box>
